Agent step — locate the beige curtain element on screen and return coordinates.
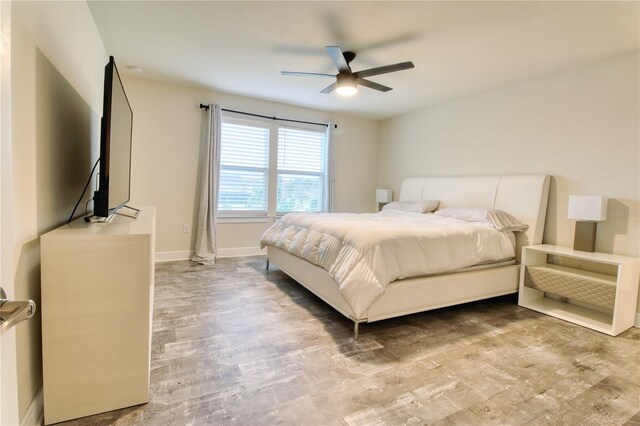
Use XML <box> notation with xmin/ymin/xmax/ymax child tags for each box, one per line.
<box><xmin>325</xmin><ymin>122</ymin><xmax>335</xmax><ymax>212</ymax></box>
<box><xmin>191</xmin><ymin>104</ymin><xmax>221</xmax><ymax>264</ymax></box>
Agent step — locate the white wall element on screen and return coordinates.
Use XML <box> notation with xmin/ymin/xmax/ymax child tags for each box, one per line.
<box><xmin>378</xmin><ymin>52</ymin><xmax>640</xmax><ymax>311</ymax></box>
<box><xmin>122</xmin><ymin>76</ymin><xmax>380</xmax><ymax>257</ymax></box>
<box><xmin>11</xmin><ymin>1</ymin><xmax>107</xmax><ymax>420</ymax></box>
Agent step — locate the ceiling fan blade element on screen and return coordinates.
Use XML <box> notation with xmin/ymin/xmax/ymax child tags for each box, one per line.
<box><xmin>320</xmin><ymin>82</ymin><xmax>337</xmax><ymax>94</ymax></box>
<box><xmin>281</xmin><ymin>71</ymin><xmax>335</xmax><ymax>77</ymax></box>
<box><xmin>355</xmin><ymin>61</ymin><xmax>415</xmax><ymax>78</ymax></box>
<box><xmin>357</xmin><ymin>78</ymin><xmax>392</xmax><ymax>92</ymax></box>
<box><xmin>325</xmin><ymin>46</ymin><xmax>350</xmax><ymax>73</ymax></box>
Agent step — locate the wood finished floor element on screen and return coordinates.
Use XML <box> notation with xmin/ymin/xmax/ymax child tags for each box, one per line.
<box><xmin>60</xmin><ymin>256</ymin><xmax>640</xmax><ymax>426</ymax></box>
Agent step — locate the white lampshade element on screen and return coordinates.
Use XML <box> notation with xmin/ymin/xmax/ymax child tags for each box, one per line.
<box><xmin>376</xmin><ymin>189</ymin><xmax>393</xmax><ymax>203</ymax></box>
<box><xmin>568</xmin><ymin>195</ymin><xmax>608</xmax><ymax>221</ymax></box>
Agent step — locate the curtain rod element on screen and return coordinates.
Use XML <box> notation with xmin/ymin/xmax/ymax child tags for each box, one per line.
<box><xmin>199</xmin><ymin>104</ymin><xmax>337</xmax><ymax>129</ymax></box>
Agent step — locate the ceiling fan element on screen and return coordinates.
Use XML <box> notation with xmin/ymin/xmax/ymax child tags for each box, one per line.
<box><xmin>281</xmin><ymin>46</ymin><xmax>415</xmax><ymax>96</ymax></box>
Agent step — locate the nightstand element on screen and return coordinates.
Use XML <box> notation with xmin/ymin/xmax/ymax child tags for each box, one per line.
<box><xmin>519</xmin><ymin>244</ymin><xmax>640</xmax><ymax>336</ymax></box>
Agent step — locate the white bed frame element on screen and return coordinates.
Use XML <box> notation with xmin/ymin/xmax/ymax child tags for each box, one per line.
<box><xmin>267</xmin><ymin>175</ymin><xmax>551</xmax><ymax>338</ymax></box>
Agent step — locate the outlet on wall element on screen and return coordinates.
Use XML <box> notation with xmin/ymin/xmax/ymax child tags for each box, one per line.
<box><xmin>183</xmin><ymin>223</ymin><xmax>191</xmax><ymax>233</ymax></box>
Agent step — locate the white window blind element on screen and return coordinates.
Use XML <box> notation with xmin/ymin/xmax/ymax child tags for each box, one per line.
<box><xmin>218</xmin><ymin>120</ymin><xmax>270</xmax><ymax>214</ymax></box>
<box><xmin>277</xmin><ymin>126</ymin><xmax>327</xmax><ymax>213</ymax></box>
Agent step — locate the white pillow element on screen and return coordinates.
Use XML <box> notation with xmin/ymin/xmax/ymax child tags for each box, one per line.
<box><xmin>434</xmin><ymin>208</ymin><xmax>528</xmax><ymax>232</ymax></box>
<box><xmin>382</xmin><ymin>200</ymin><xmax>440</xmax><ymax>213</ymax></box>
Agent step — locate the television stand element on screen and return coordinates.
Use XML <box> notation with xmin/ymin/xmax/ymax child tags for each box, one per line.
<box><xmin>41</xmin><ymin>207</ymin><xmax>156</xmax><ymax>424</ymax></box>
<box><xmin>115</xmin><ymin>204</ymin><xmax>140</xmax><ymax>219</ymax></box>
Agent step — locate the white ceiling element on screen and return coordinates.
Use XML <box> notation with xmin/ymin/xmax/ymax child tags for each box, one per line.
<box><xmin>88</xmin><ymin>1</ymin><xmax>639</xmax><ymax>120</ymax></box>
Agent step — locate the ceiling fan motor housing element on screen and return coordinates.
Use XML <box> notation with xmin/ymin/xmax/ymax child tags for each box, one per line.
<box><xmin>337</xmin><ymin>73</ymin><xmax>357</xmax><ymax>86</ymax></box>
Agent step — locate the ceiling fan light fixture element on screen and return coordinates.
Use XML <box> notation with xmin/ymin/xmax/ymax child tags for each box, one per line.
<box><xmin>336</xmin><ymin>74</ymin><xmax>357</xmax><ymax>97</ymax></box>
<box><xmin>336</xmin><ymin>84</ymin><xmax>357</xmax><ymax>97</ymax></box>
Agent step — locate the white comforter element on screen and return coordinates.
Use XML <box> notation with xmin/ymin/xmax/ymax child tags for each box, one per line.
<box><xmin>260</xmin><ymin>210</ymin><xmax>516</xmax><ymax>317</ymax></box>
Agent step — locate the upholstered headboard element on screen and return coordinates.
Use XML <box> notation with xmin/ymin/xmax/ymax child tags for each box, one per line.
<box><xmin>399</xmin><ymin>175</ymin><xmax>551</xmax><ymax>259</ymax></box>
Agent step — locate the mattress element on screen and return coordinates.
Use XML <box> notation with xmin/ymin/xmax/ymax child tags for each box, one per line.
<box><xmin>261</xmin><ymin>210</ymin><xmax>517</xmax><ymax>317</ymax></box>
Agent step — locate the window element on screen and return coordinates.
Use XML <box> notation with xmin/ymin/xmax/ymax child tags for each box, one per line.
<box><xmin>217</xmin><ymin>113</ymin><xmax>329</xmax><ymax>218</ymax></box>
<box><xmin>217</xmin><ymin>119</ymin><xmax>270</xmax><ymax>215</ymax></box>
<box><xmin>277</xmin><ymin>126</ymin><xmax>327</xmax><ymax>213</ymax></box>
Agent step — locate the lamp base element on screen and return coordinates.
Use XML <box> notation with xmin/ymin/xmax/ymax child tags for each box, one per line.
<box><xmin>573</xmin><ymin>221</ymin><xmax>597</xmax><ymax>252</ymax></box>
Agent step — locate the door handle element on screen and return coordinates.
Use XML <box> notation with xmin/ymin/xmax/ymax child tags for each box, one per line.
<box><xmin>0</xmin><ymin>299</ymin><xmax>36</xmax><ymax>336</ymax></box>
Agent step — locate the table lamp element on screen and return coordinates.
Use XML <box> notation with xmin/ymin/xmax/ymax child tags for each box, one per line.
<box><xmin>376</xmin><ymin>189</ymin><xmax>393</xmax><ymax>211</ymax></box>
<box><xmin>568</xmin><ymin>195</ymin><xmax>608</xmax><ymax>252</ymax></box>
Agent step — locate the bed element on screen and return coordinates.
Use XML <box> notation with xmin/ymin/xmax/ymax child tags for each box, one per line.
<box><xmin>263</xmin><ymin>174</ymin><xmax>551</xmax><ymax>339</ymax></box>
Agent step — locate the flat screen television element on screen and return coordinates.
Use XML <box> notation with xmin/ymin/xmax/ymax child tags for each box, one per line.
<box><xmin>94</xmin><ymin>56</ymin><xmax>133</xmax><ymax>218</ymax></box>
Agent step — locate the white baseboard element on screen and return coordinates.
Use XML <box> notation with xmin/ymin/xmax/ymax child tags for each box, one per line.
<box><xmin>635</xmin><ymin>312</ymin><xmax>640</xmax><ymax>328</ymax></box>
<box><xmin>155</xmin><ymin>250</ymin><xmax>193</xmax><ymax>262</ymax></box>
<box><xmin>155</xmin><ymin>247</ymin><xmax>265</xmax><ymax>262</ymax></box>
<box><xmin>21</xmin><ymin>386</ymin><xmax>43</xmax><ymax>426</ymax></box>
<box><xmin>217</xmin><ymin>247</ymin><xmax>266</xmax><ymax>258</ymax></box>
